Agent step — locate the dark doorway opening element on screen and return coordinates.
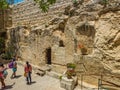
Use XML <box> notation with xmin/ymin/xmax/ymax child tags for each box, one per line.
<box><xmin>46</xmin><ymin>48</ymin><xmax>51</xmax><ymax>64</ymax></box>
<box><xmin>59</xmin><ymin>40</ymin><xmax>64</xmax><ymax>47</ymax></box>
<box><xmin>0</xmin><ymin>32</ymin><xmax>7</xmax><ymax>38</ymax></box>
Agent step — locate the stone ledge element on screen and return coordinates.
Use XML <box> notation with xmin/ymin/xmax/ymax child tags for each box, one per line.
<box><xmin>46</xmin><ymin>71</ymin><xmax>62</xmax><ymax>79</ymax></box>
<box><xmin>60</xmin><ymin>76</ymin><xmax>77</xmax><ymax>90</ymax></box>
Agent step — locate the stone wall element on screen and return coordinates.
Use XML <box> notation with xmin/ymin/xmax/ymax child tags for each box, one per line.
<box><xmin>12</xmin><ymin>0</ymin><xmax>72</xmax><ymax>26</ymax></box>
<box><xmin>8</xmin><ymin>0</ymin><xmax>72</xmax><ymax>66</ymax></box>
<box><xmin>52</xmin><ymin>46</ymin><xmax>66</xmax><ymax>65</ymax></box>
<box><xmin>0</xmin><ymin>9</ymin><xmax>12</xmax><ymax>31</ymax></box>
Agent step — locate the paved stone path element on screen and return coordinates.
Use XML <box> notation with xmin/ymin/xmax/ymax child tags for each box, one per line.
<box><xmin>3</xmin><ymin>65</ymin><xmax>65</xmax><ymax>90</ymax></box>
<box><xmin>2</xmin><ymin>63</ymin><xmax>101</xmax><ymax>90</ymax></box>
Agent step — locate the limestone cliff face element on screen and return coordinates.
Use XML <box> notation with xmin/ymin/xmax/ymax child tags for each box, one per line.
<box><xmin>7</xmin><ymin>0</ymin><xmax>120</xmax><ymax>77</ymax></box>
<box><xmin>64</xmin><ymin>1</ymin><xmax>120</xmax><ymax>74</ymax></box>
<box><xmin>94</xmin><ymin>12</ymin><xmax>120</xmax><ymax>71</ymax></box>
<box><xmin>63</xmin><ymin>2</ymin><xmax>120</xmax><ymax>85</ymax></box>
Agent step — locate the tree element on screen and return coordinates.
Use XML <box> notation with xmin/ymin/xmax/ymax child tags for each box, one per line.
<box><xmin>0</xmin><ymin>0</ymin><xmax>57</xmax><ymax>11</ymax></box>
<box><xmin>34</xmin><ymin>0</ymin><xmax>56</xmax><ymax>12</ymax></box>
<box><xmin>0</xmin><ymin>0</ymin><xmax>111</xmax><ymax>11</ymax></box>
<box><xmin>0</xmin><ymin>0</ymin><xmax>9</xmax><ymax>9</ymax></box>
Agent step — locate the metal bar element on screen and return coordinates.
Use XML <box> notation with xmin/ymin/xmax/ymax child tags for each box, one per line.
<box><xmin>101</xmin><ymin>75</ymin><xmax>103</xmax><ymax>89</ymax></box>
<box><xmin>81</xmin><ymin>74</ymin><xmax>83</xmax><ymax>90</ymax></box>
<box><xmin>98</xmin><ymin>79</ymin><xmax>100</xmax><ymax>90</ymax></box>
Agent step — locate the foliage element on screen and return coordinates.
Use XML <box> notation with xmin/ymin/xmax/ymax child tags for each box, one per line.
<box><xmin>1</xmin><ymin>51</ymin><xmax>12</xmax><ymax>60</ymax></box>
<box><xmin>102</xmin><ymin>0</ymin><xmax>109</xmax><ymax>4</ymax></box>
<box><xmin>66</xmin><ymin>63</ymin><xmax>76</xmax><ymax>79</ymax></box>
<box><xmin>0</xmin><ymin>0</ymin><xmax>9</xmax><ymax>9</ymax></box>
<box><xmin>34</xmin><ymin>0</ymin><xmax>56</xmax><ymax>12</ymax></box>
<box><xmin>34</xmin><ymin>0</ymin><xmax>111</xmax><ymax>11</ymax></box>
<box><xmin>0</xmin><ymin>0</ymin><xmax>111</xmax><ymax>11</ymax></box>
<box><xmin>1</xmin><ymin>44</ymin><xmax>14</xmax><ymax>60</ymax></box>
<box><xmin>72</xmin><ymin>0</ymin><xmax>77</xmax><ymax>4</ymax></box>
<box><xmin>0</xmin><ymin>0</ymin><xmax>56</xmax><ymax>11</ymax></box>
<box><xmin>59</xmin><ymin>75</ymin><xmax>62</xmax><ymax>80</ymax></box>
<box><xmin>0</xmin><ymin>37</ymin><xmax>5</xmax><ymax>54</ymax></box>
<box><xmin>34</xmin><ymin>0</ymin><xmax>84</xmax><ymax>11</ymax></box>
<box><xmin>101</xmin><ymin>0</ymin><xmax>109</xmax><ymax>7</ymax></box>
<box><xmin>67</xmin><ymin>63</ymin><xmax>76</xmax><ymax>69</ymax></box>
<box><xmin>66</xmin><ymin>68</ymin><xmax>76</xmax><ymax>79</ymax></box>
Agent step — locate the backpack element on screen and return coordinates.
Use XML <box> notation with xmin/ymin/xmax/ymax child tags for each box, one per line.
<box><xmin>3</xmin><ymin>70</ymin><xmax>8</xmax><ymax>79</ymax></box>
<box><xmin>8</xmin><ymin>61</ymin><xmax>14</xmax><ymax>68</ymax></box>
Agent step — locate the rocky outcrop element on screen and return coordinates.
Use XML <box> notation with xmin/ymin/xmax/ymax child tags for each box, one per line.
<box><xmin>6</xmin><ymin>0</ymin><xmax>120</xmax><ymax>87</ymax></box>
<box><xmin>63</xmin><ymin>1</ymin><xmax>120</xmax><ymax>86</ymax></box>
<box><xmin>63</xmin><ymin>0</ymin><xmax>120</xmax><ymax>71</ymax></box>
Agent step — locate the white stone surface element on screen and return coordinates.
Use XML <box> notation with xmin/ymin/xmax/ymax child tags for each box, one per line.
<box><xmin>5</xmin><ymin>65</ymin><xmax>64</xmax><ymax>90</ymax></box>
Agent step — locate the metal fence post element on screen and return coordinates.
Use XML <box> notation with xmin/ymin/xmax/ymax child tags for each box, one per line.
<box><xmin>81</xmin><ymin>74</ymin><xmax>83</xmax><ymax>90</ymax></box>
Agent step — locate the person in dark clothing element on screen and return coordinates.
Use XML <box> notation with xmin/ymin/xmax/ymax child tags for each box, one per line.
<box><xmin>24</xmin><ymin>61</ymin><xmax>32</xmax><ymax>84</ymax></box>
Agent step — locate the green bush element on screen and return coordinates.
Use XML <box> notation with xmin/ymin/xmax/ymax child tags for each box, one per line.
<box><xmin>67</xmin><ymin>63</ymin><xmax>76</xmax><ymax>69</ymax></box>
<box><xmin>1</xmin><ymin>51</ymin><xmax>13</xmax><ymax>60</ymax></box>
<box><xmin>100</xmin><ymin>0</ymin><xmax>109</xmax><ymax>7</ymax></box>
<box><xmin>59</xmin><ymin>76</ymin><xmax>62</xmax><ymax>80</ymax></box>
<box><xmin>0</xmin><ymin>40</ymin><xmax>14</xmax><ymax>60</ymax></box>
<box><xmin>102</xmin><ymin>0</ymin><xmax>108</xmax><ymax>4</ymax></box>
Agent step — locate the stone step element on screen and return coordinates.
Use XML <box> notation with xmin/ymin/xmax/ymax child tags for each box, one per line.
<box><xmin>46</xmin><ymin>71</ymin><xmax>62</xmax><ymax>79</ymax></box>
<box><xmin>39</xmin><ymin>65</ymin><xmax>52</xmax><ymax>72</ymax></box>
<box><xmin>34</xmin><ymin>69</ymin><xmax>45</xmax><ymax>76</ymax></box>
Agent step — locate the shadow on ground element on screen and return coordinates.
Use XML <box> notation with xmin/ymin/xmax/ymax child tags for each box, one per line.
<box><xmin>0</xmin><ymin>82</ymin><xmax>15</xmax><ymax>90</ymax></box>
<box><xmin>31</xmin><ymin>81</ymin><xmax>36</xmax><ymax>84</ymax></box>
<box><xmin>15</xmin><ymin>75</ymin><xmax>22</xmax><ymax>79</ymax></box>
<box><xmin>26</xmin><ymin>81</ymin><xmax>36</xmax><ymax>85</ymax></box>
<box><xmin>10</xmin><ymin>75</ymin><xmax>22</xmax><ymax>79</ymax></box>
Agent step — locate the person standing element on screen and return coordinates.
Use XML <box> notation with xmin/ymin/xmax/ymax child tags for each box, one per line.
<box><xmin>0</xmin><ymin>63</ymin><xmax>6</xmax><ymax>89</ymax></box>
<box><xmin>24</xmin><ymin>61</ymin><xmax>32</xmax><ymax>84</ymax></box>
<box><xmin>11</xmin><ymin>58</ymin><xmax>17</xmax><ymax>78</ymax></box>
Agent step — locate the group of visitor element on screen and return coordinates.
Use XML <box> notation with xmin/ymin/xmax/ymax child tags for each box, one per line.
<box><xmin>0</xmin><ymin>56</ymin><xmax>32</xmax><ymax>89</ymax></box>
